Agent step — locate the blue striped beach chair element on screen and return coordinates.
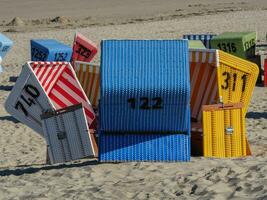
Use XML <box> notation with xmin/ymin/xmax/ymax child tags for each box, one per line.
<box><xmin>99</xmin><ymin>40</ymin><xmax>191</xmax><ymax>162</ymax></box>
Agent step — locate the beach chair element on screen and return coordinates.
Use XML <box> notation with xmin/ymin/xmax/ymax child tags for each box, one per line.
<box><xmin>190</xmin><ymin>49</ymin><xmax>258</xmax><ymax>156</ymax></box>
<box><xmin>254</xmin><ymin>42</ymin><xmax>267</xmax><ymax>84</ymax></box>
<box><xmin>211</xmin><ymin>32</ymin><xmax>256</xmax><ymax>59</ymax></box>
<box><xmin>5</xmin><ymin>63</ymin><xmax>54</xmax><ymax>135</ymax></box>
<box><xmin>264</xmin><ymin>59</ymin><xmax>267</xmax><ymax>87</ymax></box>
<box><xmin>74</xmin><ymin>61</ymin><xmax>100</xmax><ymax>108</ymax></box>
<box><xmin>100</xmin><ymin>40</ymin><xmax>190</xmax><ymax>132</ymax></box>
<box><xmin>0</xmin><ymin>33</ymin><xmax>13</xmax><ymax>73</ymax></box>
<box><xmin>99</xmin><ymin>40</ymin><xmax>191</xmax><ymax>162</ymax></box>
<box><xmin>71</xmin><ymin>33</ymin><xmax>98</xmax><ymax>64</ymax></box>
<box><xmin>255</xmin><ymin>41</ymin><xmax>267</xmax><ymax>69</ymax></box>
<box><xmin>202</xmin><ymin>103</ymin><xmax>248</xmax><ymax>158</ymax></box>
<box><xmin>29</xmin><ymin>61</ymin><xmax>98</xmax><ymax>156</ymax></box>
<box><xmin>31</xmin><ymin>39</ymin><xmax>72</xmax><ymax>62</ymax></box>
<box><xmin>183</xmin><ymin>34</ymin><xmax>216</xmax><ymax>49</ymax></box>
<box><xmin>41</xmin><ymin>104</ymin><xmax>96</xmax><ymax>164</ymax></box>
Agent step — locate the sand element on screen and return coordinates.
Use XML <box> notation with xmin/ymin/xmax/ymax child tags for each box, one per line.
<box><xmin>0</xmin><ymin>0</ymin><xmax>267</xmax><ymax>199</ymax></box>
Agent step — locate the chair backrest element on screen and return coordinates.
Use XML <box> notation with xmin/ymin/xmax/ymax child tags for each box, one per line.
<box><xmin>100</xmin><ymin>40</ymin><xmax>190</xmax><ymax>132</ymax></box>
<box><xmin>71</xmin><ymin>32</ymin><xmax>98</xmax><ymax>64</ymax></box>
<box><xmin>217</xmin><ymin>50</ymin><xmax>259</xmax><ymax>114</ymax></box>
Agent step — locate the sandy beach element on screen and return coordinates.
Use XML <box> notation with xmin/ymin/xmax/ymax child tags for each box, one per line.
<box><xmin>0</xmin><ymin>0</ymin><xmax>267</xmax><ymax>199</ymax></box>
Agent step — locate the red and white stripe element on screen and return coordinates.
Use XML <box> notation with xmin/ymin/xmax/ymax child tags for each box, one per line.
<box><xmin>30</xmin><ymin>61</ymin><xmax>95</xmax><ymax>125</ymax></box>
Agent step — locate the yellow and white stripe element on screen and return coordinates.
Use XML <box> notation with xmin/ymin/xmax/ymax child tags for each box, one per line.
<box><xmin>74</xmin><ymin>61</ymin><xmax>100</xmax><ymax>108</ymax></box>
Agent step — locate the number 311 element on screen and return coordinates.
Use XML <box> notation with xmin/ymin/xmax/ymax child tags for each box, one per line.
<box><xmin>221</xmin><ymin>72</ymin><xmax>247</xmax><ymax>93</ymax></box>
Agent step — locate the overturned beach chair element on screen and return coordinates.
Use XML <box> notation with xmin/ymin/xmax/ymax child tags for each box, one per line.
<box><xmin>99</xmin><ymin>40</ymin><xmax>191</xmax><ymax>162</ymax></box>
<box><xmin>74</xmin><ymin>61</ymin><xmax>100</xmax><ymax>108</ymax></box>
<box><xmin>183</xmin><ymin>34</ymin><xmax>216</xmax><ymax>49</ymax></box>
<box><xmin>29</xmin><ymin>61</ymin><xmax>98</xmax><ymax>156</ymax></box>
<box><xmin>41</xmin><ymin>104</ymin><xmax>96</xmax><ymax>164</ymax></box>
<box><xmin>0</xmin><ymin>33</ymin><xmax>13</xmax><ymax>73</ymax></box>
<box><xmin>31</xmin><ymin>39</ymin><xmax>72</xmax><ymax>62</ymax></box>
<box><xmin>71</xmin><ymin>33</ymin><xmax>98</xmax><ymax>64</ymax></box>
<box><xmin>202</xmin><ymin>103</ymin><xmax>248</xmax><ymax>158</ymax></box>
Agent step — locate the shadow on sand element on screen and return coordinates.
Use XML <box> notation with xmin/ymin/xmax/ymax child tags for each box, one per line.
<box><xmin>0</xmin><ymin>116</ymin><xmax>20</xmax><ymax>123</ymax></box>
<box><xmin>0</xmin><ymin>159</ymin><xmax>99</xmax><ymax>177</ymax></box>
<box><xmin>0</xmin><ymin>85</ymin><xmax>13</xmax><ymax>91</ymax></box>
<box><xmin>246</xmin><ymin>112</ymin><xmax>267</xmax><ymax>119</ymax></box>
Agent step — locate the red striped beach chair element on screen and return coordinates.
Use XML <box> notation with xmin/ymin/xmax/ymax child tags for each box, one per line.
<box><xmin>30</xmin><ymin>61</ymin><xmax>98</xmax><ymax>156</ymax></box>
